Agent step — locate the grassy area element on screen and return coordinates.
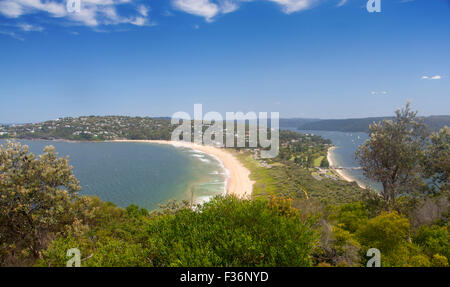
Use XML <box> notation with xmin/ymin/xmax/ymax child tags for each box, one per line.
<box><xmin>236</xmin><ymin>150</ymin><xmax>366</xmax><ymax>205</ymax></box>
<box><xmin>313</xmin><ymin>156</ymin><xmax>324</xmax><ymax>167</ymax></box>
<box><xmin>236</xmin><ymin>152</ymin><xmax>280</xmax><ymax>198</ymax></box>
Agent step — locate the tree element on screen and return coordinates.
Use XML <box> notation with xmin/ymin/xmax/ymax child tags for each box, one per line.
<box><xmin>320</xmin><ymin>157</ymin><xmax>329</xmax><ymax>168</ymax></box>
<box><xmin>0</xmin><ymin>141</ymin><xmax>81</xmax><ymax>265</ymax></box>
<box><xmin>356</xmin><ymin>103</ymin><xmax>428</xmax><ymax>208</ymax></box>
<box><xmin>424</xmin><ymin>126</ymin><xmax>449</xmax><ymax>193</ymax></box>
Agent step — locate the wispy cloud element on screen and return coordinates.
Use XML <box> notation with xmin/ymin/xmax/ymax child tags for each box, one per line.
<box><xmin>0</xmin><ymin>0</ymin><xmax>152</xmax><ymax>28</ymax></box>
<box><xmin>371</xmin><ymin>91</ymin><xmax>388</xmax><ymax>95</ymax></box>
<box><xmin>172</xmin><ymin>0</ymin><xmax>220</xmax><ymax>22</ymax></box>
<box><xmin>18</xmin><ymin>23</ymin><xmax>44</xmax><ymax>32</ymax></box>
<box><xmin>0</xmin><ymin>0</ymin><xmax>335</xmax><ymax>35</ymax></box>
<box><xmin>336</xmin><ymin>0</ymin><xmax>347</xmax><ymax>7</ymax></box>
<box><xmin>0</xmin><ymin>29</ymin><xmax>24</xmax><ymax>40</ymax></box>
<box><xmin>172</xmin><ymin>0</ymin><xmax>319</xmax><ymax>22</ymax></box>
<box><xmin>268</xmin><ymin>0</ymin><xmax>319</xmax><ymax>14</ymax></box>
<box><xmin>422</xmin><ymin>75</ymin><xmax>442</xmax><ymax>80</ymax></box>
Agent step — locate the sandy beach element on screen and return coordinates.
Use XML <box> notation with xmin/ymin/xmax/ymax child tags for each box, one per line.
<box><xmin>112</xmin><ymin>140</ymin><xmax>254</xmax><ymax>199</ymax></box>
<box><xmin>327</xmin><ymin>146</ymin><xmax>365</xmax><ymax>189</ymax></box>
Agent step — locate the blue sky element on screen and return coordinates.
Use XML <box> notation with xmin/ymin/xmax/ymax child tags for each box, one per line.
<box><xmin>0</xmin><ymin>0</ymin><xmax>449</xmax><ymax>123</ymax></box>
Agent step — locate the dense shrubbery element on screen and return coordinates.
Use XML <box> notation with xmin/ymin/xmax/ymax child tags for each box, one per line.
<box><xmin>35</xmin><ymin>196</ymin><xmax>318</xmax><ymax>267</ymax></box>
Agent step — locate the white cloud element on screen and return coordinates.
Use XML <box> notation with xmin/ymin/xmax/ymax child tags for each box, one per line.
<box><xmin>371</xmin><ymin>91</ymin><xmax>388</xmax><ymax>95</ymax></box>
<box><xmin>0</xmin><ymin>1</ymin><xmax>23</xmax><ymax>18</ymax></box>
<box><xmin>138</xmin><ymin>4</ymin><xmax>149</xmax><ymax>17</ymax></box>
<box><xmin>267</xmin><ymin>0</ymin><xmax>318</xmax><ymax>14</ymax></box>
<box><xmin>0</xmin><ymin>0</ymin><xmax>152</xmax><ymax>28</ymax></box>
<box><xmin>172</xmin><ymin>0</ymin><xmax>318</xmax><ymax>21</ymax></box>
<box><xmin>172</xmin><ymin>0</ymin><xmax>220</xmax><ymax>22</ymax></box>
<box><xmin>422</xmin><ymin>75</ymin><xmax>442</xmax><ymax>80</ymax></box>
<box><xmin>130</xmin><ymin>16</ymin><xmax>146</xmax><ymax>26</ymax></box>
<box><xmin>0</xmin><ymin>0</ymin><xmax>336</xmax><ymax>33</ymax></box>
<box><xmin>219</xmin><ymin>0</ymin><xmax>240</xmax><ymax>13</ymax></box>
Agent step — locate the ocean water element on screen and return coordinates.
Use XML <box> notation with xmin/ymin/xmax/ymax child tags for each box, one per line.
<box><xmin>283</xmin><ymin>128</ymin><xmax>382</xmax><ymax>191</ymax></box>
<box><xmin>0</xmin><ymin>140</ymin><xmax>227</xmax><ymax>210</ymax></box>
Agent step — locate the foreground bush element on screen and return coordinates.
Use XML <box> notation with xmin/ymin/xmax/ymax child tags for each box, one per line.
<box><xmin>147</xmin><ymin>196</ymin><xmax>318</xmax><ymax>267</ymax></box>
<box><xmin>38</xmin><ymin>196</ymin><xmax>319</xmax><ymax>267</ymax></box>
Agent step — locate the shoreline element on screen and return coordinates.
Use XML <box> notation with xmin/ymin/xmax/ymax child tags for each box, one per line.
<box><xmin>112</xmin><ymin>140</ymin><xmax>254</xmax><ymax>199</ymax></box>
<box><xmin>327</xmin><ymin>146</ymin><xmax>366</xmax><ymax>189</ymax></box>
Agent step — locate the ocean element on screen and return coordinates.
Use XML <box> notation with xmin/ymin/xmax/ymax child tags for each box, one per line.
<box><xmin>0</xmin><ymin>139</ymin><xmax>227</xmax><ymax>210</ymax></box>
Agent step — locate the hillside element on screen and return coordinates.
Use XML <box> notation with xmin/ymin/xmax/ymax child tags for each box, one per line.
<box><xmin>291</xmin><ymin>116</ymin><xmax>450</xmax><ymax>133</ymax></box>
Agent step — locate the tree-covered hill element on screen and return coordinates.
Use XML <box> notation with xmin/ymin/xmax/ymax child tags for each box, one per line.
<box><xmin>0</xmin><ymin>116</ymin><xmax>174</xmax><ymax>141</ymax></box>
<box><xmin>285</xmin><ymin>115</ymin><xmax>450</xmax><ymax>133</ymax></box>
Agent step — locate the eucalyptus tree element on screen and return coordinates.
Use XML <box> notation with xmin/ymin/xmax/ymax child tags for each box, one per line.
<box><xmin>356</xmin><ymin>103</ymin><xmax>428</xmax><ymax>208</ymax></box>
<box><xmin>0</xmin><ymin>141</ymin><xmax>81</xmax><ymax>265</ymax></box>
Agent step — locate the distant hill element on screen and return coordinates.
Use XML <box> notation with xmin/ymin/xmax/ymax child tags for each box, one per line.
<box><xmin>293</xmin><ymin>116</ymin><xmax>450</xmax><ymax>133</ymax></box>
<box><xmin>279</xmin><ymin>118</ymin><xmax>320</xmax><ymax>128</ymax></box>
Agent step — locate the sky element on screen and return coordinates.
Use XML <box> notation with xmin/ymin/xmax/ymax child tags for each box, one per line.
<box><xmin>0</xmin><ymin>0</ymin><xmax>449</xmax><ymax>123</ymax></box>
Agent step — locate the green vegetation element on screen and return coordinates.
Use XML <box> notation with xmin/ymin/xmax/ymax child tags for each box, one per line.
<box><xmin>237</xmin><ymin>130</ymin><xmax>365</xmax><ymax>205</ymax></box>
<box><xmin>356</xmin><ymin>103</ymin><xmax>428</xmax><ymax>208</ymax></box>
<box><xmin>0</xmin><ymin>141</ymin><xmax>81</xmax><ymax>266</ymax></box>
<box><xmin>356</xmin><ymin>103</ymin><xmax>449</xmax><ymax>209</ymax></box>
<box><xmin>36</xmin><ymin>196</ymin><xmax>318</xmax><ymax>267</ymax></box>
<box><xmin>0</xmin><ymin>104</ymin><xmax>448</xmax><ymax>267</ymax></box>
<box><xmin>1</xmin><ymin>116</ymin><xmax>173</xmax><ymax>141</ymax></box>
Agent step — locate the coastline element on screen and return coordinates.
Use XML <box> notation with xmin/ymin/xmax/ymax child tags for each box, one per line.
<box><xmin>327</xmin><ymin>146</ymin><xmax>366</xmax><ymax>189</ymax></box>
<box><xmin>112</xmin><ymin>140</ymin><xmax>254</xmax><ymax>199</ymax></box>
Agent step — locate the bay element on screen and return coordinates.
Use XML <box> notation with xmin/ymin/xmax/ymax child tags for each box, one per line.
<box><xmin>0</xmin><ymin>139</ymin><xmax>227</xmax><ymax>210</ymax></box>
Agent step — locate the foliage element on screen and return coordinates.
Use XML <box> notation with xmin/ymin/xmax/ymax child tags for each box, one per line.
<box><xmin>331</xmin><ymin>202</ymin><xmax>369</xmax><ymax>233</ymax></box>
<box><xmin>413</xmin><ymin>224</ymin><xmax>449</xmax><ymax>259</ymax></box>
<box><xmin>356</xmin><ymin>103</ymin><xmax>428</xmax><ymax>208</ymax></box>
<box><xmin>0</xmin><ymin>141</ymin><xmax>81</xmax><ymax>266</ymax></box>
<box><xmin>147</xmin><ymin>196</ymin><xmax>318</xmax><ymax>267</ymax></box>
<box><xmin>314</xmin><ymin>223</ymin><xmax>361</xmax><ymax>267</ymax></box>
<box><xmin>356</xmin><ymin>211</ymin><xmax>411</xmax><ymax>266</ymax></box>
<box><xmin>431</xmin><ymin>254</ymin><xmax>449</xmax><ymax>267</ymax></box>
<box><xmin>424</xmin><ymin>126</ymin><xmax>449</xmax><ymax>193</ymax></box>
<box><xmin>37</xmin><ymin>196</ymin><xmax>319</xmax><ymax>267</ymax></box>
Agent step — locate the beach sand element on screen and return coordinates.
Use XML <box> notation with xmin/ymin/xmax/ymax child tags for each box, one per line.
<box><xmin>112</xmin><ymin>140</ymin><xmax>254</xmax><ymax>199</ymax></box>
<box><xmin>327</xmin><ymin>146</ymin><xmax>365</xmax><ymax>189</ymax></box>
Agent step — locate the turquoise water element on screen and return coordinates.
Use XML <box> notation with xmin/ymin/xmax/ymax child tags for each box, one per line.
<box><xmin>0</xmin><ymin>140</ymin><xmax>227</xmax><ymax>210</ymax></box>
<box><xmin>283</xmin><ymin>128</ymin><xmax>381</xmax><ymax>191</ymax></box>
